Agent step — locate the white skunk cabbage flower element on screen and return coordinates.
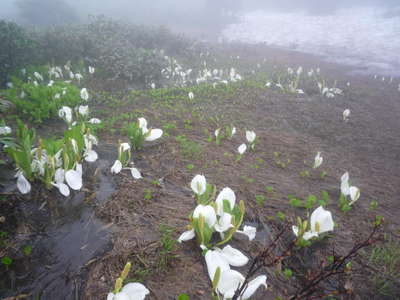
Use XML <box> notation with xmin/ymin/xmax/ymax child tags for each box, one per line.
<box><xmin>65</xmin><ymin>168</ymin><xmax>82</xmax><ymax>191</ymax></box>
<box><xmin>52</xmin><ymin>182</ymin><xmax>70</xmax><ymax>197</ymax></box>
<box><xmin>145</xmin><ymin>129</ymin><xmax>163</xmax><ymax>142</ymax></box>
<box><xmin>193</xmin><ymin>204</ymin><xmax>217</xmax><ymax>228</ymax></box>
<box><xmin>88</xmin><ymin>118</ymin><xmax>101</xmax><ymax>124</ymax></box>
<box><xmin>138</xmin><ymin>118</ymin><xmax>148</xmax><ymax>134</ymax></box>
<box><xmin>58</xmin><ymin>106</ymin><xmax>73</xmax><ymax>124</ymax></box>
<box><xmin>17</xmin><ymin>173</ymin><xmax>31</xmax><ymax>194</ymax></box>
<box><xmin>34</xmin><ymin>72</ymin><xmax>43</xmax><ymax>81</ymax></box>
<box><xmin>215</xmin><ymin>187</ymin><xmax>236</xmax><ymax>216</ymax></box>
<box><xmin>78</xmin><ymin>105</ymin><xmax>89</xmax><ymax>116</ymax></box>
<box><xmin>246</xmin><ymin>131</ymin><xmax>256</xmax><ymax>143</ymax></box>
<box><xmin>191</xmin><ymin>174</ymin><xmax>206</xmax><ymax>195</ymax></box>
<box><xmin>111</xmin><ymin>160</ymin><xmax>123</xmax><ymax>174</ymax></box>
<box><xmin>188</xmin><ymin>92</ymin><xmax>194</xmax><ymax>99</ymax></box>
<box><xmin>84</xmin><ymin>150</ymin><xmax>98</xmax><ymax>162</ymax></box>
<box><xmin>230</xmin><ymin>127</ymin><xmax>236</xmax><ymax>137</ymax></box>
<box><xmin>310</xmin><ymin>206</ymin><xmax>334</xmax><ymax>234</ymax></box>
<box><xmin>88</xmin><ymin>66</ymin><xmax>95</xmax><ymax>74</ymax></box>
<box><xmin>216</xmin><ymin>245</ymin><xmax>248</xmax><ymax>267</ymax></box>
<box><xmin>130</xmin><ymin>168</ymin><xmax>142</xmax><ymax>179</ymax></box>
<box><xmin>54</xmin><ymin>168</ymin><xmax>65</xmax><ymax>184</ymax></box>
<box><xmin>178</xmin><ymin>228</ymin><xmax>195</xmax><ymax>243</ymax></box>
<box><xmin>75</xmin><ymin>73</ymin><xmax>83</xmax><ymax>82</ymax></box>
<box><xmin>238</xmin><ymin>143</ymin><xmax>247</xmax><ymax>155</ymax></box>
<box><xmin>215</xmin><ymin>128</ymin><xmax>220</xmax><ymax>138</ymax></box>
<box><xmin>297</xmin><ymin>66</ymin><xmax>303</xmax><ymax>76</ymax></box>
<box><xmin>138</xmin><ymin>118</ymin><xmax>162</xmax><ymax>141</ymax></box>
<box><xmin>107</xmin><ymin>282</ymin><xmax>149</xmax><ymax>300</ymax></box>
<box><xmin>52</xmin><ymin>168</ymin><xmax>70</xmax><ymax>197</ymax></box>
<box><xmin>343</xmin><ymin>109</ymin><xmax>350</xmax><ymax>121</ymax></box>
<box><xmin>313</xmin><ymin>152</ymin><xmax>323</xmax><ymax>169</ymax></box>
<box><xmin>349</xmin><ymin>186</ymin><xmax>360</xmax><ymax>205</ymax></box>
<box><xmin>236</xmin><ymin>225</ymin><xmax>257</xmax><ymax>241</ymax></box>
<box><xmin>120</xmin><ymin>143</ymin><xmax>131</xmax><ymax>152</ymax></box>
<box><xmin>217</xmin><ymin>270</ymin><xmax>267</xmax><ymax>299</ymax></box>
<box><xmin>340</xmin><ymin>172</ymin><xmax>350</xmax><ymax>196</ymax></box>
<box><xmin>293</xmin><ymin>206</ymin><xmax>334</xmax><ymax>240</ymax></box>
<box><xmin>0</xmin><ymin>126</ymin><xmax>12</xmax><ymax>135</ymax></box>
<box><xmin>214</xmin><ymin>213</ymin><xmax>234</xmax><ymax>233</ymax></box>
<box><xmin>150</xmin><ymin>83</ymin><xmax>155</xmax><ymax>89</ymax></box>
<box><xmin>80</xmin><ymin>88</ymin><xmax>89</xmax><ymax>101</ymax></box>
<box><xmin>205</xmin><ymin>249</ymin><xmax>230</xmax><ymax>281</ymax></box>
<box><xmin>83</xmin><ymin>134</ymin><xmax>98</xmax><ymax>162</ymax></box>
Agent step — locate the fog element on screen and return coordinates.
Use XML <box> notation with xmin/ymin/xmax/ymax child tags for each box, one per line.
<box><xmin>1</xmin><ymin>0</ymin><xmax>399</xmax><ymax>74</ymax></box>
<box><xmin>1</xmin><ymin>0</ymin><xmax>400</xmax><ymax>25</ymax></box>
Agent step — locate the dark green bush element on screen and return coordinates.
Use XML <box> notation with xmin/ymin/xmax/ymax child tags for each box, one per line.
<box><xmin>0</xmin><ymin>20</ymin><xmax>39</xmax><ymax>87</ymax></box>
<box><xmin>0</xmin><ymin>16</ymin><xmax>195</xmax><ymax>87</ymax></box>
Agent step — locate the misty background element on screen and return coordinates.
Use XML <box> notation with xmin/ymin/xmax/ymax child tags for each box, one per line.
<box><xmin>1</xmin><ymin>0</ymin><xmax>400</xmax><ymax>26</ymax></box>
<box><xmin>1</xmin><ymin>0</ymin><xmax>399</xmax><ymax>75</ymax></box>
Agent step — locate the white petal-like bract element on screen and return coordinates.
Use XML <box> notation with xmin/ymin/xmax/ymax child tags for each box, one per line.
<box><xmin>237</xmin><ymin>225</ymin><xmax>257</xmax><ymax>241</ymax></box>
<box><xmin>349</xmin><ymin>186</ymin><xmax>360</xmax><ymax>205</ymax></box>
<box><xmin>190</xmin><ymin>174</ymin><xmax>206</xmax><ymax>195</ymax></box>
<box><xmin>111</xmin><ymin>160</ymin><xmax>123</xmax><ymax>174</ymax></box>
<box><xmin>80</xmin><ymin>88</ymin><xmax>89</xmax><ymax>101</ymax></box>
<box><xmin>177</xmin><ymin>229</ymin><xmax>195</xmax><ymax>243</ymax></box>
<box><xmin>130</xmin><ymin>168</ymin><xmax>142</xmax><ymax>179</ymax></box>
<box><xmin>310</xmin><ymin>206</ymin><xmax>334</xmax><ymax>234</ymax></box>
<box><xmin>145</xmin><ymin>129</ymin><xmax>163</xmax><ymax>141</ymax></box>
<box><xmin>193</xmin><ymin>204</ymin><xmax>217</xmax><ymax>228</ymax></box>
<box><xmin>65</xmin><ymin>169</ymin><xmax>82</xmax><ymax>190</ymax></box>
<box><xmin>214</xmin><ymin>213</ymin><xmax>233</xmax><ymax>233</ymax></box>
<box><xmin>17</xmin><ymin>173</ymin><xmax>31</xmax><ymax>194</ymax></box>
<box><xmin>238</xmin><ymin>143</ymin><xmax>247</xmax><ymax>155</ymax></box>
<box><xmin>215</xmin><ymin>187</ymin><xmax>236</xmax><ymax>216</ymax></box>
<box><xmin>205</xmin><ymin>249</ymin><xmax>230</xmax><ymax>282</ymax></box>
<box><xmin>313</xmin><ymin>152</ymin><xmax>323</xmax><ymax>169</ymax></box>
<box><xmin>246</xmin><ymin>130</ymin><xmax>256</xmax><ymax>143</ymax></box>
<box><xmin>219</xmin><ymin>245</ymin><xmax>249</xmax><ymax>267</ymax></box>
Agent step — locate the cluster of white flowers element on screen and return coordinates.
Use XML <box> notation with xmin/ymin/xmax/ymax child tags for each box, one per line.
<box><xmin>238</xmin><ymin>130</ymin><xmax>256</xmax><ymax>155</ymax></box>
<box><xmin>159</xmin><ymin>52</ymin><xmax>243</xmax><ymax>89</ymax></box>
<box><xmin>340</xmin><ymin>172</ymin><xmax>360</xmax><ymax>205</ymax></box>
<box><xmin>178</xmin><ymin>175</ymin><xmax>266</xmax><ymax>299</ymax></box>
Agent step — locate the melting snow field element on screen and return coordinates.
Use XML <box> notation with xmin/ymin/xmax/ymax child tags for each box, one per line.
<box><xmin>222</xmin><ymin>7</ymin><xmax>400</xmax><ymax>76</ymax></box>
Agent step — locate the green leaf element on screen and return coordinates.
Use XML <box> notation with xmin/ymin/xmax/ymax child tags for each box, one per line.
<box><xmin>177</xmin><ymin>294</ymin><xmax>190</xmax><ymax>300</ymax></box>
<box><xmin>212</xmin><ymin>267</ymin><xmax>221</xmax><ymax>290</ymax></box>
<box><xmin>23</xmin><ymin>245</ymin><xmax>32</xmax><ymax>256</ymax></box>
<box><xmin>223</xmin><ymin>199</ymin><xmax>232</xmax><ymax>213</ymax></box>
<box><xmin>1</xmin><ymin>256</ymin><xmax>12</xmax><ymax>266</ymax></box>
<box><xmin>305</xmin><ymin>194</ymin><xmax>317</xmax><ymax>209</ymax></box>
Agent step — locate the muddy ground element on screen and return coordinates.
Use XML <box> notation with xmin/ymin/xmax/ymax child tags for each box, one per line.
<box><xmin>1</xmin><ymin>44</ymin><xmax>400</xmax><ymax>299</ymax></box>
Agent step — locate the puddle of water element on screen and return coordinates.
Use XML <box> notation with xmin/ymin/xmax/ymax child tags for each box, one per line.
<box><xmin>0</xmin><ymin>157</ymin><xmax>116</xmax><ymax>299</ymax></box>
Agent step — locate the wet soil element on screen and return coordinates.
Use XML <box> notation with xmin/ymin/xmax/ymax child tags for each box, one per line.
<box><xmin>0</xmin><ymin>151</ymin><xmax>116</xmax><ymax>299</ymax></box>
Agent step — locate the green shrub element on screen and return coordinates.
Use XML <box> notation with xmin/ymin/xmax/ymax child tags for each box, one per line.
<box><xmin>4</xmin><ymin>78</ymin><xmax>81</xmax><ymax>123</ymax></box>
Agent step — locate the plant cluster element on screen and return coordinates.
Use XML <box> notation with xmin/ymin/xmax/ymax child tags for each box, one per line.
<box><xmin>5</xmin><ymin>103</ymin><xmax>101</xmax><ymax>196</ymax></box>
